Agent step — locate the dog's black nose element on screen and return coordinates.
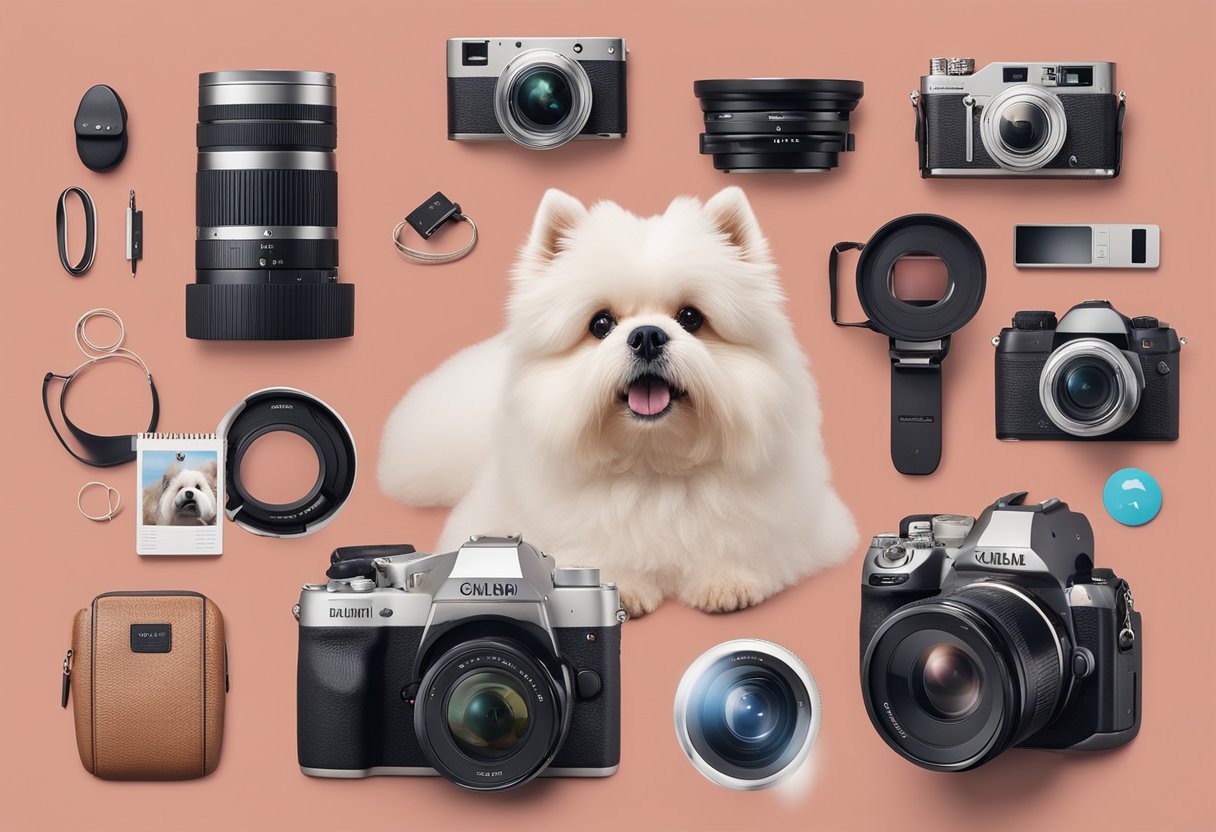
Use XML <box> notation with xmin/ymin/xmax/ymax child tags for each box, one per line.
<box><xmin>628</xmin><ymin>325</ymin><xmax>668</xmax><ymax>361</ymax></box>
<box><xmin>183</xmin><ymin>490</ymin><xmax>194</xmax><ymax>500</ymax></box>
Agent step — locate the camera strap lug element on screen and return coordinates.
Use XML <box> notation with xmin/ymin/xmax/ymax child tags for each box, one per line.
<box><xmin>962</xmin><ymin>95</ymin><xmax>976</xmax><ymax>163</ymax></box>
<box><xmin>1115</xmin><ymin>90</ymin><xmax>1127</xmax><ymax>176</ymax></box>
<box><xmin>910</xmin><ymin>91</ymin><xmax>927</xmax><ymax>170</ymax></box>
<box><xmin>1117</xmin><ymin>580</ymin><xmax>1136</xmax><ymax>651</ymax></box>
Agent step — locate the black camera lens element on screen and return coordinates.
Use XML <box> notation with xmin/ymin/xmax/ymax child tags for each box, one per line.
<box><xmin>1058</xmin><ymin>358</ymin><xmax>1117</xmax><ymax>419</ymax></box>
<box><xmin>513</xmin><ymin>68</ymin><xmax>573</xmax><ymax>128</ymax></box>
<box><xmin>913</xmin><ymin>643</ymin><xmax>983</xmax><ymax>720</ymax></box>
<box><xmin>693</xmin><ymin>79</ymin><xmax>863</xmax><ymax>172</ymax></box>
<box><xmin>998</xmin><ymin>101</ymin><xmax>1050</xmax><ymax>153</ymax></box>
<box><xmin>862</xmin><ymin>584</ymin><xmax>1065</xmax><ymax>771</ymax></box>
<box><xmin>675</xmin><ymin>640</ymin><xmax>820</xmax><ymax>790</ymax></box>
<box><xmin>187</xmin><ymin>70</ymin><xmax>354</xmax><ymax>340</ymax></box>
<box><xmin>416</xmin><ymin>638</ymin><xmax>568</xmax><ymax>791</ymax></box>
<box><xmin>446</xmin><ymin>671</ymin><xmax>531</xmax><ymax>756</ymax></box>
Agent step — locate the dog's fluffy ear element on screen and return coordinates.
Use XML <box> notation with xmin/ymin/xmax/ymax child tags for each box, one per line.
<box><xmin>199</xmin><ymin>460</ymin><xmax>218</xmax><ymax>489</ymax></box>
<box><xmin>522</xmin><ymin>189</ymin><xmax>589</xmax><ymax>264</ymax></box>
<box><xmin>161</xmin><ymin>462</ymin><xmax>181</xmax><ymax>491</ymax></box>
<box><xmin>703</xmin><ymin>186</ymin><xmax>769</xmax><ymax>263</ymax></box>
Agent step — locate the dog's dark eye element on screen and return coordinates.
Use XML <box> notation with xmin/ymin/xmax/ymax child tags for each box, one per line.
<box><xmin>676</xmin><ymin>307</ymin><xmax>704</xmax><ymax>334</ymax></box>
<box><xmin>589</xmin><ymin>310</ymin><xmax>617</xmax><ymax>340</ymax></box>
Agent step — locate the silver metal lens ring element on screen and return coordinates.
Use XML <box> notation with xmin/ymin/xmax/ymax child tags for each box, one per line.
<box><xmin>198</xmin><ymin>70</ymin><xmax>337</xmax><ymax>107</ymax></box>
<box><xmin>673</xmin><ymin>639</ymin><xmax>821</xmax><ymax>791</ymax></box>
<box><xmin>493</xmin><ymin>50</ymin><xmax>593</xmax><ymax>149</ymax></box>
<box><xmin>980</xmin><ymin>86</ymin><xmax>1067</xmax><ymax>171</ymax></box>
<box><xmin>197</xmin><ymin>150</ymin><xmax>335</xmax><ymax>171</ymax></box>
<box><xmin>1039</xmin><ymin>338</ymin><xmax>1142</xmax><ymax>437</ymax></box>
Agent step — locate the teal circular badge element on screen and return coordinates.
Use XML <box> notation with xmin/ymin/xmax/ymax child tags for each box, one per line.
<box><xmin>1103</xmin><ymin>468</ymin><xmax>1162</xmax><ymax>526</ymax></box>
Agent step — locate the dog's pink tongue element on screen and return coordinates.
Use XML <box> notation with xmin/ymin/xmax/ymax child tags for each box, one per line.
<box><xmin>627</xmin><ymin>378</ymin><xmax>671</xmax><ymax>416</ymax></box>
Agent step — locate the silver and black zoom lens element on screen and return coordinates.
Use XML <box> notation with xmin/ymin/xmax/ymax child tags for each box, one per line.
<box><xmin>862</xmin><ymin>583</ymin><xmax>1066</xmax><ymax>771</ymax></box>
<box><xmin>1039</xmin><ymin>338</ymin><xmax>1143</xmax><ymax>437</ymax></box>
<box><xmin>187</xmin><ymin>70</ymin><xmax>354</xmax><ymax>340</ymax></box>
<box><xmin>693</xmin><ymin>79</ymin><xmax>864</xmax><ymax>173</ymax></box>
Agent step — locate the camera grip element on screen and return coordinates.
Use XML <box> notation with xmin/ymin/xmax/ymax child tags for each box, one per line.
<box><xmin>297</xmin><ymin>626</ymin><xmax>386</xmax><ymax>771</ymax></box>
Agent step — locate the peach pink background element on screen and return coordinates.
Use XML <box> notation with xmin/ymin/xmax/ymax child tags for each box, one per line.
<box><xmin>2</xmin><ymin>0</ymin><xmax>1213</xmax><ymax>829</ymax></box>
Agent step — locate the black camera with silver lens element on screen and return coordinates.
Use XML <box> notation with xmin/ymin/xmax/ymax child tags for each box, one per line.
<box><xmin>295</xmin><ymin>535</ymin><xmax>624</xmax><ymax>791</ymax></box>
<box><xmin>994</xmin><ymin>300</ymin><xmax>1182</xmax><ymax>440</ymax></box>
<box><xmin>188</xmin><ymin>70</ymin><xmax>354</xmax><ymax>340</ymax></box>
<box><xmin>860</xmin><ymin>492</ymin><xmax>1142</xmax><ymax>772</ymax></box>
<box><xmin>447</xmin><ymin>38</ymin><xmax>627</xmax><ymax>149</ymax></box>
<box><xmin>913</xmin><ymin>59</ymin><xmax>1125</xmax><ymax>178</ymax></box>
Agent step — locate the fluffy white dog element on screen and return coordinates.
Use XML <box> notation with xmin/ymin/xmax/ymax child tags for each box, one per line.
<box><xmin>142</xmin><ymin>461</ymin><xmax>219</xmax><ymax>526</ymax></box>
<box><xmin>380</xmin><ymin>187</ymin><xmax>856</xmax><ymax>615</ymax></box>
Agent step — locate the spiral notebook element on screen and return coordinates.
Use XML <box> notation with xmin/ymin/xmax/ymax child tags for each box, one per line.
<box><xmin>135</xmin><ymin>433</ymin><xmax>224</xmax><ymax>556</ymax></box>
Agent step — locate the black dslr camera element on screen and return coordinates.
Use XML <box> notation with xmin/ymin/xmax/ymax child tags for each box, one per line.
<box><xmin>295</xmin><ymin>536</ymin><xmax>624</xmax><ymax>791</ymax></box>
<box><xmin>860</xmin><ymin>493</ymin><xmax>1142</xmax><ymax>771</ymax></box>
<box><xmin>994</xmin><ymin>300</ymin><xmax>1182</xmax><ymax>440</ymax></box>
<box><xmin>913</xmin><ymin>59</ymin><xmax>1124</xmax><ymax>178</ymax></box>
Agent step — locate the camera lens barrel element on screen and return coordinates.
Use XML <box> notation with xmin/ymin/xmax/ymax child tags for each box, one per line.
<box><xmin>187</xmin><ymin>70</ymin><xmax>354</xmax><ymax>340</ymax></box>
<box><xmin>861</xmin><ymin>583</ymin><xmax>1066</xmax><ymax>771</ymax></box>
<box><xmin>693</xmin><ymin>79</ymin><xmax>863</xmax><ymax>172</ymax></box>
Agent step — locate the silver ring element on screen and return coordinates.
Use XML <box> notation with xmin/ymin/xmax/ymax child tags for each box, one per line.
<box><xmin>494</xmin><ymin>50</ymin><xmax>593</xmax><ymax>149</ymax></box>
<box><xmin>673</xmin><ymin>639</ymin><xmax>821</xmax><ymax>791</ymax></box>
<box><xmin>197</xmin><ymin>150</ymin><xmax>335</xmax><ymax>171</ymax></box>
<box><xmin>1039</xmin><ymin>338</ymin><xmax>1142</xmax><ymax>437</ymax></box>
<box><xmin>196</xmin><ymin>225</ymin><xmax>337</xmax><ymax>241</ymax></box>
<box><xmin>980</xmin><ymin>86</ymin><xmax>1068</xmax><ymax>171</ymax></box>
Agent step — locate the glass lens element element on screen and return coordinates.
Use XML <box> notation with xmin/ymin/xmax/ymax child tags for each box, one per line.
<box><xmin>446</xmin><ymin>671</ymin><xmax>530</xmax><ymax>756</ymax></box>
<box><xmin>513</xmin><ymin>69</ymin><xmax>573</xmax><ymax>128</ymax></box>
<box><xmin>913</xmin><ymin>644</ymin><xmax>983</xmax><ymax>720</ymax></box>
<box><xmin>998</xmin><ymin>102</ymin><xmax>1049</xmax><ymax>152</ymax></box>
<box><xmin>724</xmin><ymin>684</ymin><xmax>780</xmax><ymax>741</ymax></box>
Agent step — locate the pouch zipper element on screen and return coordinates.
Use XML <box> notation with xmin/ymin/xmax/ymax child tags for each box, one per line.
<box><xmin>61</xmin><ymin>648</ymin><xmax>73</xmax><ymax>708</ymax></box>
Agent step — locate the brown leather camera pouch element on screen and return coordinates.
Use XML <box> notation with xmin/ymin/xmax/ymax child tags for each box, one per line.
<box><xmin>62</xmin><ymin>591</ymin><xmax>227</xmax><ymax>780</ymax></box>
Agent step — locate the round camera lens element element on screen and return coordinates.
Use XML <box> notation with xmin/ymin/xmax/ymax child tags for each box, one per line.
<box><xmin>997</xmin><ymin>101</ymin><xmax>1049</xmax><ymax>153</ymax></box>
<box><xmin>1039</xmin><ymin>339</ymin><xmax>1141</xmax><ymax>437</ymax></box>
<box><xmin>1103</xmin><ymin>467</ymin><xmax>1163</xmax><ymax>526</ymax></box>
<box><xmin>674</xmin><ymin>639</ymin><xmax>820</xmax><ymax>790</ymax></box>
<box><xmin>513</xmin><ymin>68</ymin><xmax>573</xmax><ymax>128</ymax></box>
<box><xmin>1063</xmin><ymin>361</ymin><xmax>1115</xmax><ymax>412</ymax></box>
<box><xmin>447</xmin><ymin>671</ymin><xmax>530</xmax><ymax>754</ymax></box>
<box><xmin>913</xmin><ymin>643</ymin><xmax>982</xmax><ymax>720</ymax></box>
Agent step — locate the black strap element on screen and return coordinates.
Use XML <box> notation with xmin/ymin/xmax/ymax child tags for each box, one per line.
<box><xmin>56</xmin><ymin>187</ymin><xmax>97</xmax><ymax>277</ymax></box>
<box><xmin>41</xmin><ymin>363</ymin><xmax>159</xmax><ymax>467</ymax></box>
<box><xmin>911</xmin><ymin>92</ymin><xmax>928</xmax><ymax>172</ymax></box>
<box><xmin>890</xmin><ymin>358</ymin><xmax>943</xmax><ymax>476</ymax></box>
<box><xmin>828</xmin><ymin>241</ymin><xmax>871</xmax><ymax>328</ymax></box>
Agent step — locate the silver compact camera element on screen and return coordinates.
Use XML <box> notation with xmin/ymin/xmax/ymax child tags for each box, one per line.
<box><xmin>295</xmin><ymin>535</ymin><xmax>624</xmax><ymax>791</ymax></box>
<box><xmin>447</xmin><ymin>37</ymin><xmax>628</xmax><ymax>149</ymax></box>
<box><xmin>913</xmin><ymin>59</ymin><xmax>1125</xmax><ymax>177</ymax></box>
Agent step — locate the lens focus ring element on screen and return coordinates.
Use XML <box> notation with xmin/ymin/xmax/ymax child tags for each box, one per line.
<box><xmin>196</xmin><ymin>169</ymin><xmax>338</xmax><ymax>228</ymax></box>
<box><xmin>198</xmin><ymin>103</ymin><xmax>336</xmax><ymax>123</ymax></box>
<box><xmin>197</xmin><ymin>122</ymin><xmax>337</xmax><ymax>150</ymax></box>
<box><xmin>950</xmin><ymin>584</ymin><xmax>1064</xmax><ymax>740</ymax></box>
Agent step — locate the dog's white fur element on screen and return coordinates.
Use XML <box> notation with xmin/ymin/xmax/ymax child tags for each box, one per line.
<box><xmin>142</xmin><ymin>461</ymin><xmax>219</xmax><ymax>526</ymax></box>
<box><xmin>379</xmin><ymin>187</ymin><xmax>856</xmax><ymax>615</ymax></box>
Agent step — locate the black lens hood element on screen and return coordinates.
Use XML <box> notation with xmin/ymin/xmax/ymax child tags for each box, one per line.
<box><xmin>218</xmin><ymin>387</ymin><xmax>356</xmax><ymax>538</ymax></box>
<box><xmin>854</xmin><ymin>214</ymin><xmax>987</xmax><ymax>342</ymax></box>
<box><xmin>694</xmin><ymin>78</ymin><xmax>864</xmax><ymax>112</ymax></box>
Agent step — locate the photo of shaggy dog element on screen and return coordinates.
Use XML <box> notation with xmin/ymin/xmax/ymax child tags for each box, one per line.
<box><xmin>379</xmin><ymin>187</ymin><xmax>856</xmax><ymax>616</ymax></box>
<box><xmin>142</xmin><ymin>460</ymin><xmax>219</xmax><ymax>526</ymax></box>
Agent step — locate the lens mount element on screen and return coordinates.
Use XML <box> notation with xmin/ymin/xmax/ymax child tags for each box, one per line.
<box><xmin>493</xmin><ymin>50</ymin><xmax>592</xmax><ymax>149</ymax></box>
<box><xmin>862</xmin><ymin>583</ymin><xmax>1066</xmax><ymax>771</ymax></box>
<box><xmin>217</xmin><ymin>387</ymin><xmax>356</xmax><ymax>538</ymax></box>
<box><xmin>980</xmin><ymin>86</ymin><xmax>1068</xmax><ymax>171</ymax></box>
<box><xmin>1039</xmin><ymin>338</ymin><xmax>1142</xmax><ymax>437</ymax></box>
<box><xmin>674</xmin><ymin>639</ymin><xmax>819</xmax><ymax>790</ymax></box>
<box><xmin>416</xmin><ymin>639</ymin><xmax>570</xmax><ymax>791</ymax></box>
<box><xmin>693</xmin><ymin>79</ymin><xmax>863</xmax><ymax>172</ymax></box>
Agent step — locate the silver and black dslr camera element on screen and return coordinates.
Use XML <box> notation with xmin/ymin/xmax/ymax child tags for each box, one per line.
<box><xmin>295</xmin><ymin>535</ymin><xmax>624</xmax><ymax>791</ymax></box>
<box><xmin>447</xmin><ymin>37</ymin><xmax>628</xmax><ymax>149</ymax></box>
<box><xmin>994</xmin><ymin>300</ymin><xmax>1182</xmax><ymax>440</ymax></box>
<box><xmin>913</xmin><ymin>58</ymin><xmax>1125</xmax><ymax>177</ymax></box>
<box><xmin>859</xmin><ymin>492</ymin><xmax>1142</xmax><ymax>772</ymax></box>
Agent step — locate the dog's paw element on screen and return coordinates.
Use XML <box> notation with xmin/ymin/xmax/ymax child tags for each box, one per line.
<box><xmin>681</xmin><ymin>577</ymin><xmax>774</xmax><ymax>614</ymax></box>
<box><xmin>618</xmin><ymin>580</ymin><xmax>665</xmax><ymax>618</ymax></box>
